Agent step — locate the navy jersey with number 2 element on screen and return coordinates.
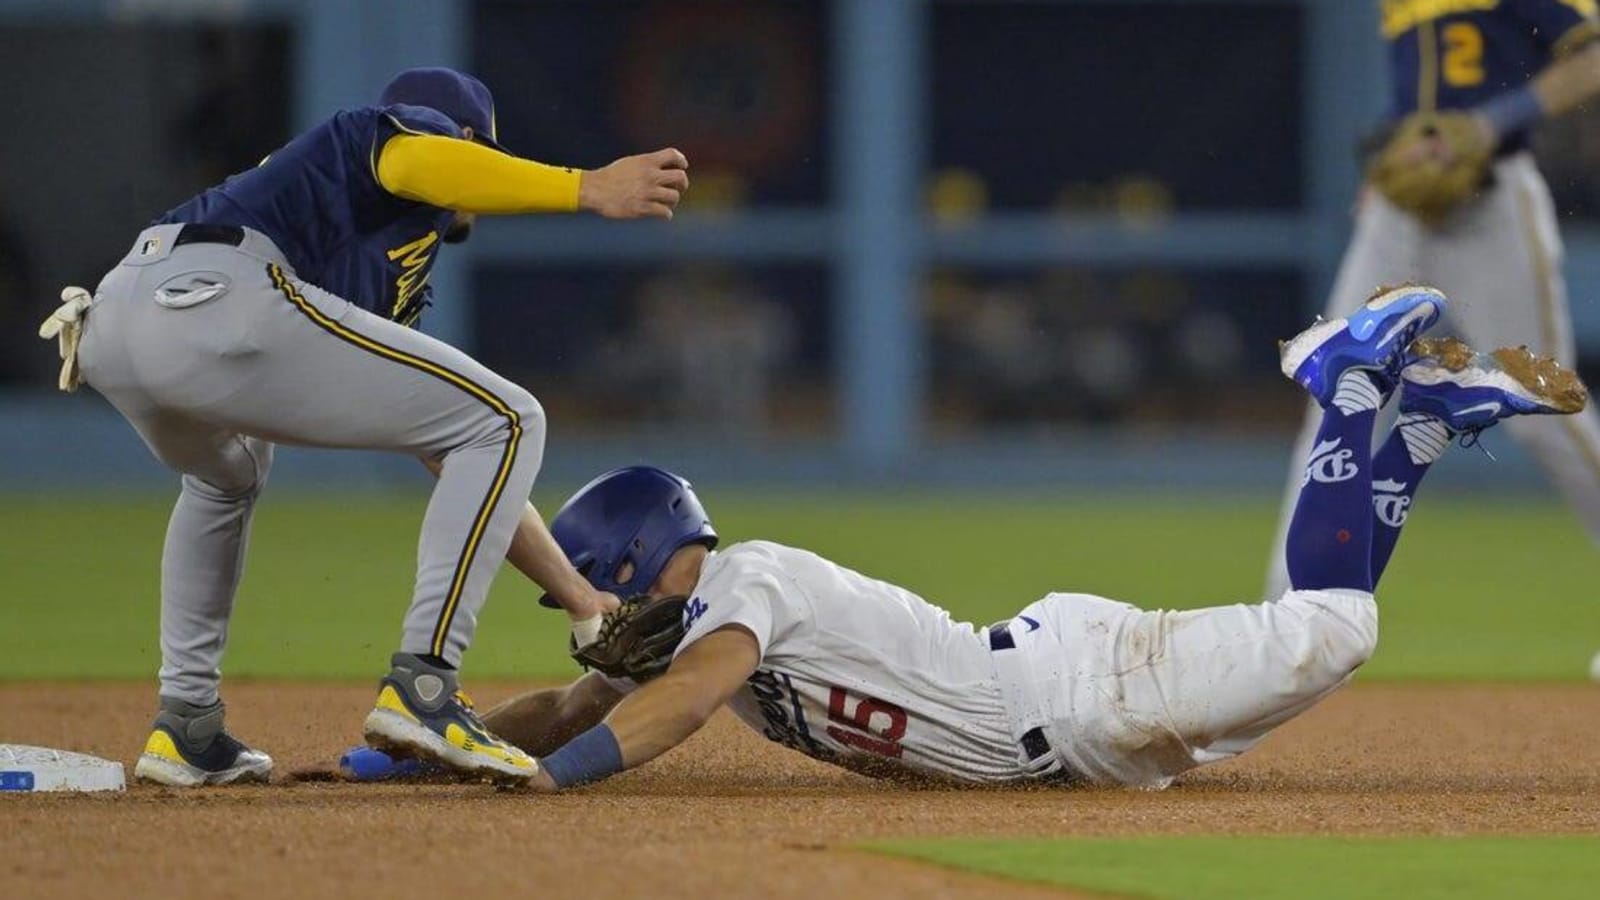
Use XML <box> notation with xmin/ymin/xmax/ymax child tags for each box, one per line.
<box><xmin>1383</xmin><ymin>0</ymin><xmax>1598</xmax><ymax>146</ymax></box>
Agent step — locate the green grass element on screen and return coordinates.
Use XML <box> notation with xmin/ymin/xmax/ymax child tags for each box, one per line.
<box><xmin>867</xmin><ymin>835</ymin><xmax>1600</xmax><ymax>900</ymax></box>
<box><xmin>1</xmin><ymin>490</ymin><xmax>1597</xmax><ymax>681</ymax></box>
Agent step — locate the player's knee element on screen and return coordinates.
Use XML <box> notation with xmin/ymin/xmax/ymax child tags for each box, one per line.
<box><xmin>1281</xmin><ymin>589</ymin><xmax>1378</xmax><ymax>684</ymax></box>
<box><xmin>506</xmin><ymin>388</ymin><xmax>545</xmax><ymax>444</ymax></box>
<box><xmin>1311</xmin><ymin>591</ymin><xmax>1378</xmax><ymax>675</ymax></box>
<box><xmin>171</xmin><ymin>438</ymin><xmax>273</xmax><ymax>500</ymax></box>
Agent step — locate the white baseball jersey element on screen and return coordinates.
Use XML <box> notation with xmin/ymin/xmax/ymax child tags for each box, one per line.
<box><xmin>618</xmin><ymin>542</ymin><xmax>1379</xmax><ymax>789</ymax></box>
<box><xmin>673</xmin><ymin>540</ymin><xmax>1027</xmax><ymax>782</ymax></box>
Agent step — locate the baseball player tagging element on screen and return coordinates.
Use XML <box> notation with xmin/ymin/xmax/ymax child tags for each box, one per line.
<box><xmin>40</xmin><ymin>67</ymin><xmax>687</xmax><ymax>787</ymax></box>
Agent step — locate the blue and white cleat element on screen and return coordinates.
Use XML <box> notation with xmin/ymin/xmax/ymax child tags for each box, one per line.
<box><xmin>1281</xmin><ymin>284</ymin><xmax>1447</xmax><ymax>406</ymax></box>
<box><xmin>1400</xmin><ymin>337</ymin><xmax>1589</xmax><ymax>435</ymax></box>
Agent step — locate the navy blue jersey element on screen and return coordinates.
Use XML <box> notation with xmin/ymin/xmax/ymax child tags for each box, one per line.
<box><xmin>1384</xmin><ymin>0</ymin><xmax>1598</xmax><ymax>147</ymax></box>
<box><xmin>157</xmin><ymin>104</ymin><xmax>460</xmax><ymax>326</ymax></box>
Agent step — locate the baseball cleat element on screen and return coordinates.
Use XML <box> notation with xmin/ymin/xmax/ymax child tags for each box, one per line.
<box><xmin>362</xmin><ymin>653</ymin><xmax>539</xmax><ymax>786</ymax></box>
<box><xmin>1281</xmin><ymin>284</ymin><xmax>1447</xmax><ymax>407</ymax></box>
<box><xmin>1400</xmin><ymin>337</ymin><xmax>1589</xmax><ymax>434</ymax></box>
<box><xmin>133</xmin><ymin>698</ymin><xmax>272</xmax><ymax>787</ymax></box>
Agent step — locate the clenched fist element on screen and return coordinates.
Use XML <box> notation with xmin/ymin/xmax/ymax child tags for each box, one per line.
<box><xmin>579</xmin><ymin>148</ymin><xmax>690</xmax><ymax>220</ymax></box>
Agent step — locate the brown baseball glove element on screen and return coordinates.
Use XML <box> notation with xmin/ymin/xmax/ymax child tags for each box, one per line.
<box><xmin>1368</xmin><ymin>111</ymin><xmax>1494</xmax><ymax>227</ymax></box>
<box><xmin>570</xmin><ymin>594</ymin><xmax>690</xmax><ymax>682</ymax></box>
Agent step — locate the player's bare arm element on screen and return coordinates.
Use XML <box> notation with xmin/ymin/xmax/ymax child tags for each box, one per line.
<box><xmin>1459</xmin><ymin>30</ymin><xmax>1600</xmax><ymax>151</ymax></box>
<box><xmin>481</xmin><ymin>671</ymin><xmax>624</xmax><ymax>756</ymax></box>
<box><xmin>528</xmin><ymin>626</ymin><xmax>759</xmax><ymax>792</ymax></box>
<box><xmin>1524</xmin><ymin>39</ymin><xmax>1600</xmax><ymax>121</ymax></box>
<box><xmin>376</xmin><ymin>132</ymin><xmax>688</xmax><ymax>220</ymax></box>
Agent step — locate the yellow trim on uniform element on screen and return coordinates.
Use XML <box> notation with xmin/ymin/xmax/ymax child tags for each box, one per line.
<box><xmin>1380</xmin><ymin>0</ymin><xmax>1500</xmax><ymax>40</ymax></box>
<box><xmin>1418</xmin><ymin>20</ymin><xmax>1440</xmax><ymax>113</ymax></box>
<box><xmin>265</xmin><ymin>264</ymin><xmax>522</xmax><ymax>658</ymax></box>
<box><xmin>1513</xmin><ymin>186</ymin><xmax>1600</xmax><ymax>482</ymax></box>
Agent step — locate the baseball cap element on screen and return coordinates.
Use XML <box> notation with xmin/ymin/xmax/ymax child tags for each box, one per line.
<box><xmin>378</xmin><ymin>67</ymin><xmax>507</xmax><ymax>152</ymax></box>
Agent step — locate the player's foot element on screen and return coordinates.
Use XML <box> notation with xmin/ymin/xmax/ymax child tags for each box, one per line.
<box><xmin>1400</xmin><ymin>337</ymin><xmax>1589</xmax><ymax>435</ymax></box>
<box><xmin>1281</xmin><ymin>284</ymin><xmax>1447</xmax><ymax>407</ymax></box>
<box><xmin>133</xmin><ymin>697</ymin><xmax>273</xmax><ymax>787</ymax></box>
<box><xmin>362</xmin><ymin>652</ymin><xmax>539</xmax><ymax>786</ymax></box>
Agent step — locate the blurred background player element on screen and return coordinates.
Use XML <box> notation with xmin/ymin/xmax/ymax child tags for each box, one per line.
<box><xmin>38</xmin><ymin>67</ymin><xmax>687</xmax><ymax>787</ymax></box>
<box><xmin>1266</xmin><ymin>0</ymin><xmax>1600</xmax><ymax>594</ymax></box>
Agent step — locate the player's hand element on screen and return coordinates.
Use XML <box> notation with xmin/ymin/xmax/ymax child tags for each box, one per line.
<box><xmin>569</xmin><ymin>590</ymin><xmax>621</xmax><ymax>649</ymax></box>
<box><xmin>579</xmin><ymin>148</ymin><xmax>689</xmax><ymax>220</ymax></box>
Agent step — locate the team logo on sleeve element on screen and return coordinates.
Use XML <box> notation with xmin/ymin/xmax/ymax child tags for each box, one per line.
<box><xmin>683</xmin><ymin>597</ymin><xmax>708</xmax><ymax>629</ymax></box>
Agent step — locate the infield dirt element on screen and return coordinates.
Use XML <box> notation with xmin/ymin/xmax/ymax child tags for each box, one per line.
<box><xmin>3</xmin><ymin>682</ymin><xmax>1598</xmax><ymax>899</ymax></box>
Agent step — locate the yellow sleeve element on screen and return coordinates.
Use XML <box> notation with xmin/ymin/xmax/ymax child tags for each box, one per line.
<box><xmin>376</xmin><ymin>134</ymin><xmax>581</xmax><ymax>214</ymax></box>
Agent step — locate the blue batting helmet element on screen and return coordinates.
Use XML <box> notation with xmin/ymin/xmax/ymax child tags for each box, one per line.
<box><xmin>541</xmin><ymin>466</ymin><xmax>718</xmax><ymax>607</ymax></box>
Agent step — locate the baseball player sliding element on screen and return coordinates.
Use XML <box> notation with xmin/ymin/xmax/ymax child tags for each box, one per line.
<box><xmin>1266</xmin><ymin>0</ymin><xmax>1600</xmax><ymax>594</ymax></box>
<box><xmin>452</xmin><ymin>287</ymin><xmax>1586</xmax><ymax>790</ymax></box>
<box><xmin>36</xmin><ymin>68</ymin><xmax>687</xmax><ymax>787</ymax></box>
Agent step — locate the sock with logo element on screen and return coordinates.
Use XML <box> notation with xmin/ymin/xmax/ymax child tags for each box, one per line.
<box><xmin>1368</xmin><ymin>412</ymin><xmax>1451</xmax><ymax>585</ymax></box>
<box><xmin>1285</xmin><ymin>372</ymin><xmax>1380</xmax><ymax>592</ymax></box>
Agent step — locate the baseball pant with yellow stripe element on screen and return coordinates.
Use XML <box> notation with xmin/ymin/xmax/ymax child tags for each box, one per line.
<box><xmin>77</xmin><ymin>224</ymin><xmax>544</xmax><ymax>705</ymax></box>
<box><xmin>1265</xmin><ymin>152</ymin><xmax>1600</xmax><ymax>596</ymax></box>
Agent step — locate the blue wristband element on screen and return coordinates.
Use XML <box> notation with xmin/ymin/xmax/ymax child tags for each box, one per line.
<box><xmin>541</xmin><ymin>723</ymin><xmax>624</xmax><ymax>789</ymax></box>
<box><xmin>1479</xmin><ymin>86</ymin><xmax>1543</xmax><ymax>140</ymax></box>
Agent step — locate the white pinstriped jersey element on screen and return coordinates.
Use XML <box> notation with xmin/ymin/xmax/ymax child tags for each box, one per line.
<box><xmin>672</xmin><ymin>541</ymin><xmax>1025</xmax><ymax>782</ymax></box>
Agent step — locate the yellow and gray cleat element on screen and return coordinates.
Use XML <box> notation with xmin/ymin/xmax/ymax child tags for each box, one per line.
<box><xmin>362</xmin><ymin>652</ymin><xmax>539</xmax><ymax>786</ymax></box>
<box><xmin>133</xmin><ymin>697</ymin><xmax>273</xmax><ymax>787</ymax></box>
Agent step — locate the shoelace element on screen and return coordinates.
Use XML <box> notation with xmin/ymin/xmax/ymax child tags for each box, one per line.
<box><xmin>451</xmin><ymin>691</ymin><xmax>519</xmax><ymax>750</ymax></box>
<box><xmin>1455</xmin><ymin>428</ymin><xmax>1497</xmax><ymax>460</ymax></box>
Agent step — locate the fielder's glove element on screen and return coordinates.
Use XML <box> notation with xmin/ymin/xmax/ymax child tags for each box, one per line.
<box><xmin>570</xmin><ymin>594</ymin><xmax>690</xmax><ymax>683</ymax></box>
<box><xmin>1368</xmin><ymin>111</ymin><xmax>1495</xmax><ymax>227</ymax></box>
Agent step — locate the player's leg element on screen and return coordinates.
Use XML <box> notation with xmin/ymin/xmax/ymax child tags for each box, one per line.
<box><xmin>145</xmin><ymin>432</ymin><xmax>277</xmax><ymax>786</ymax></box>
<box><xmin>1371</xmin><ymin>335</ymin><xmax>1591</xmax><ymax>583</ymax></box>
<box><xmin>231</xmin><ymin>265</ymin><xmax>545</xmax><ymax>781</ymax></box>
<box><xmin>81</xmin><ymin>238</ymin><xmax>543</xmax><ymax>781</ymax></box>
<box><xmin>1434</xmin><ymin>158</ymin><xmax>1600</xmax><ymax>542</ymax></box>
<box><xmin>1366</xmin><ymin>409</ymin><xmax>1448</xmax><ymax>582</ymax></box>
<box><xmin>1264</xmin><ymin>194</ymin><xmax>1427</xmax><ymax>597</ymax></box>
<box><xmin>1279</xmin><ymin>285</ymin><xmax>1444</xmax><ymax>591</ymax></box>
<box><xmin>1048</xmin><ymin>287</ymin><xmax>1446</xmax><ymax>786</ymax></box>
<box><xmin>79</xmin><ymin>272</ymin><xmax>275</xmax><ymax>786</ymax></box>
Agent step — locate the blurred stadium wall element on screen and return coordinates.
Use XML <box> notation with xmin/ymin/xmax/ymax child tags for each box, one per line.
<box><xmin>2</xmin><ymin>0</ymin><xmax>1596</xmax><ymax>491</ymax></box>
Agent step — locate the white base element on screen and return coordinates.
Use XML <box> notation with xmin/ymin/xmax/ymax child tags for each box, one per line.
<box><xmin>0</xmin><ymin>745</ymin><xmax>126</xmax><ymax>793</ymax></box>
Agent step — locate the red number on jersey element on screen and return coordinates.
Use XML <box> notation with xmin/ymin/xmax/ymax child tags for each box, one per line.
<box><xmin>826</xmin><ymin>687</ymin><xmax>908</xmax><ymax>758</ymax></box>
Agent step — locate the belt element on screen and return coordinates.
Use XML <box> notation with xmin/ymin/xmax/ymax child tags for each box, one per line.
<box><xmin>174</xmin><ymin>223</ymin><xmax>246</xmax><ymax>248</ymax></box>
<box><xmin>988</xmin><ymin>621</ymin><xmax>1067</xmax><ymax>775</ymax></box>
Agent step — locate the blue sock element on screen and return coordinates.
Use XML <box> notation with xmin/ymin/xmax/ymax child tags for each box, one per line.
<box><xmin>1369</xmin><ymin>412</ymin><xmax>1451</xmax><ymax>585</ymax></box>
<box><xmin>1285</xmin><ymin>372</ymin><xmax>1381</xmax><ymax>592</ymax></box>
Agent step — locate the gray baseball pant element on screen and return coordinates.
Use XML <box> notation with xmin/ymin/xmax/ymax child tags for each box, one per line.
<box><xmin>78</xmin><ymin>224</ymin><xmax>545</xmax><ymax>705</ymax></box>
<box><xmin>1265</xmin><ymin>154</ymin><xmax>1600</xmax><ymax>596</ymax></box>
